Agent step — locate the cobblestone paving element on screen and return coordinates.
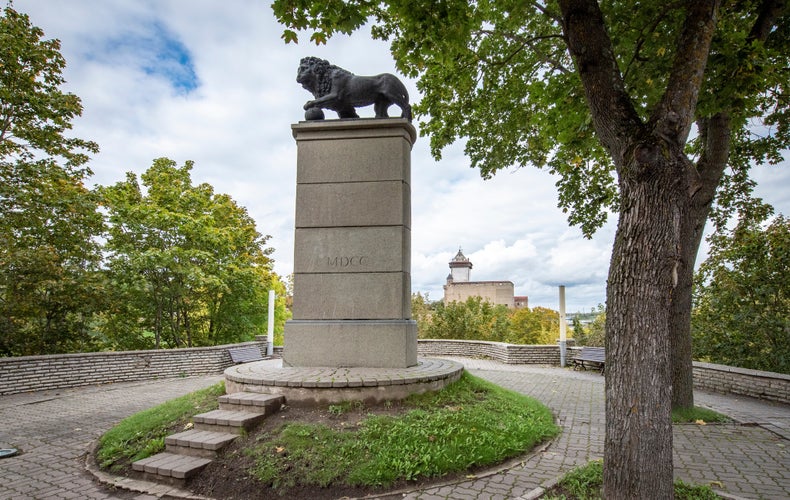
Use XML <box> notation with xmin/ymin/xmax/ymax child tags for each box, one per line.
<box><xmin>0</xmin><ymin>358</ymin><xmax>787</xmax><ymax>500</ymax></box>
<box><xmin>0</xmin><ymin>376</ymin><xmax>223</xmax><ymax>500</ymax></box>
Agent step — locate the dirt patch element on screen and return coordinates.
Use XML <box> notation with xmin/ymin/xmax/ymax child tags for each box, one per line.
<box><xmin>189</xmin><ymin>402</ymin><xmax>409</xmax><ymax>499</ymax></box>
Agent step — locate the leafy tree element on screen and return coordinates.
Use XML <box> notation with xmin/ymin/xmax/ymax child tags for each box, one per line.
<box><xmin>100</xmin><ymin>158</ymin><xmax>276</xmax><ymax>349</ymax></box>
<box><xmin>424</xmin><ymin>296</ymin><xmax>510</xmax><ymax>341</ymax></box>
<box><xmin>0</xmin><ymin>6</ymin><xmax>103</xmax><ymax>355</ymax></box>
<box><xmin>272</xmin><ymin>1</ymin><xmax>788</xmax><ymax>496</ymax></box>
<box><xmin>508</xmin><ymin>306</ymin><xmax>560</xmax><ymax>344</ymax></box>
<box><xmin>411</xmin><ymin>292</ymin><xmax>435</xmax><ymax>337</ymax></box>
<box><xmin>574</xmin><ymin>304</ymin><xmax>606</xmax><ymax>347</ymax></box>
<box><xmin>692</xmin><ymin>215</ymin><xmax>789</xmax><ymax>374</ymax></box>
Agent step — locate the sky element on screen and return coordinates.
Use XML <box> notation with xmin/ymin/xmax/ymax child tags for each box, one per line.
<box><xmin>16</xmin><ymin>0</ymin><xmax>790</xmax><ymax>313</ymax></box>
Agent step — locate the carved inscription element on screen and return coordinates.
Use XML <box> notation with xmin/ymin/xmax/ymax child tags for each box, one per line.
<box><xmin>326</xmin><ymin>256</ymin><xmax>368</xmax><ymax>267</ymax></box>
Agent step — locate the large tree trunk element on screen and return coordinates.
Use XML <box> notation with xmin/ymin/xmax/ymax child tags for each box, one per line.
<box><xmin>604</xmin><ymin>146</ymin><xmax>693</xmax><ymax>499</ymax></box>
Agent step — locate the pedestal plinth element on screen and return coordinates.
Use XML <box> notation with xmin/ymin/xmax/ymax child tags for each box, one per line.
<box><xmin>283</xmin><ymin>119</ymin><xmax>418</xmax><ymax>368</ymax></box>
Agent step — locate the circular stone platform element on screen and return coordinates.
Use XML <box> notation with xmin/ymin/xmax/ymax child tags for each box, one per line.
<box><xmin>224</xmin><ymin>357</ymin><xmax>464</xmax><ymax>406</ymax></box>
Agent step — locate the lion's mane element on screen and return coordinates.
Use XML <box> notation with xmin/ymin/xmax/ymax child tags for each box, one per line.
<box><xmin>300</xmin><ymin>56</ymin><xmax>353</xmax><ymax>98</ymax></box>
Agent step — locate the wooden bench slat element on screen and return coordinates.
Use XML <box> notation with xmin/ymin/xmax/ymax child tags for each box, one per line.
<box><xmin>228</xmin><ymin>346</ymin><xmax>264</xmax><ymax>364</ymax></box>
<box><xmin>573</xmin><ymin>346</ymin><xmax>605</xmax><ymax>373</ymax></box>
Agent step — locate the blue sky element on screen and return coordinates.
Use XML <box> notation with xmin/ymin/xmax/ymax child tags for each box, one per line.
<box><xmin>17</xmin><ymin>0</ymin><xmax>790</xmax><ymax>312</ymax></box>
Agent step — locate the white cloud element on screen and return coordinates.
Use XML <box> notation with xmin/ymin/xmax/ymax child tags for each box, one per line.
<box><xmin>16</xmin><ymin>0</ymin><xmax>789</xmax><ymax>314</ymax></box>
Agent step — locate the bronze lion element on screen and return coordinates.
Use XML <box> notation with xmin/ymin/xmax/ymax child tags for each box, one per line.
<box><xmin>297</xmin><ymin>56</ymin><xmax>412</xmax><ymax>122</ymax></box>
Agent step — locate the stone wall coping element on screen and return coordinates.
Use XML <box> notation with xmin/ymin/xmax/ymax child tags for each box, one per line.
<box><xmin>0</xmin><ymin>340</ymin><xmax>262</xmax><ymax>364</ymax></box>
<box><xmin>693</xmin><ymin>360</ymin><xmax>790</xmax><ymax>381</ymax></box>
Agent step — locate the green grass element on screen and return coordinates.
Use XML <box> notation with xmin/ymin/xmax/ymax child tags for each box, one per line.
<box><xmin>96</xmin><ymin>381</ymin><xmax>225</xmax><ymax>470</ymax></box>
<box><xmin>543</xmin><ymin>460</ymin><xmax>722</xmax><ymax>499</ymax></box>
<box><xmin>672</xmin><ymin>406</ymin><xmax>730</xmax><ymax>424</ymax></box>
<box><xmin>247</xmin><ymin>372</ymin><xmax>559</xmax><ymax>490</ymax></box>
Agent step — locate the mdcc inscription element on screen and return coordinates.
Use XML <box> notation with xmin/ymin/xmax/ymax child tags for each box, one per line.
<box><xmin>326</xmin><ymin>255</ymin><xmax>368</xmax><ymax>267</ymax></box>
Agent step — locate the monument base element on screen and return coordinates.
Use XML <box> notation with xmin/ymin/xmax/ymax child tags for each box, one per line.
<box><xmin>282</xmin><ymin>319</ymin><xmax>418</xmax><ymax>368</ymax></box>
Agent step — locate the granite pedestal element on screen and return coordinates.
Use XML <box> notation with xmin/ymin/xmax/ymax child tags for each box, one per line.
<box><xmin>283</xmin><ymin>118</ymin><xmax>418</xmax><ymax>368</ymax></box>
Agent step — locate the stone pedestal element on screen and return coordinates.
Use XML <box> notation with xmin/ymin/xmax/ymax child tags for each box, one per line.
<box><xmin>283</xmin><ymin>119</ymin><xmax>418</xmax><ymax>368</ymax></box>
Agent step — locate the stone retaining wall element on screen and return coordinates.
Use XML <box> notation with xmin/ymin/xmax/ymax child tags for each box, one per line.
<box><xmin>1</xmin><ymin>339</ymin><xmax>786</xmax><ymax>404</ymax></box>
<box><xmin>0</xmin><ymin>340</ymin><xmax>267</xmax><ymax>396</ymax></box>
<box><xmin>417</xmin><ymin>339</ymin><xmax>565</xmax><ymax>364</ymax></box>
<box><xmin>417</xmin><ymin>340</ymin><xmax>789</xmax><ymax>404</ymax></box>
<box><xmin>692</xmin><ymin>361</ymin><xmax>789</xmax><ymax>405</ymax></box>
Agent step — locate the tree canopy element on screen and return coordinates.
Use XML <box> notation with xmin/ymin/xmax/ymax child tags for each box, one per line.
<box><xmin>0</xmin><ymin>6</ymin><xmax>103</xmax><ymax>355</ymax></box>
<box><xmin>693</xmin><ymin>215</ymin><xmax>789</xmax><ymax>374</ymax></box>
<box><xmin>99</xmin><ymin>158</ymin><xmax>279</xmax><ymax>349</ymax></box>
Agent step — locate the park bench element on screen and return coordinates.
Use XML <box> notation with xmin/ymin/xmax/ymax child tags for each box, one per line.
<box><xmin>227</xmin><ymin>345</ymin><xmax>264</xmax><ymax>364</ymax></box>
<box><xmin>573</xmin><ymin>346</ymin><xmax>605</xmax><ymax>374</ymax></box>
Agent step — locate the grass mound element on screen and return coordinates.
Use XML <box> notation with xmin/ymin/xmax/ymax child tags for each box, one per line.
<box><xmin>245</xmin><ymin>372</ymin><xmax>559</xmax><ymax>490</ymax></box>
<box><xmin>96</xmin><ymin>381</ymin><xmax>225</xmax><ymax>470</ymax></box>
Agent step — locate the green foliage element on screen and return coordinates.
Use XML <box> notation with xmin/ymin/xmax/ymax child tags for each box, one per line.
<box><xmin>692</xmin><ymin>215</ymin><xmax>789</xmax><ymax>374</ymax></box>
<box><xmin>545</xmin><ymin>460</ymin><xmax>721</xmax><ymax>500</ymax></box>
<box><xmin>423</xmin><ymin>296</ymin><xmax>511</xmax><ymax>341</ymax></box>
<box><xmin>554</xmin><ymin>459</ymin><xmax>604</xmax><ymax>500</ymax></box>
<box><xmin>99</xmin><ymin>158</ymin><xmax>279</xmax><ymax>349</ymax></box>
<box><xmin>671</xmin><ymin>406</ymin><xmax>730</xmax><ymax>424</ymax></box>
<box><xmin>508</xmin><ymin>306</ymin><xmax>560</xmax><ymax>344</ymax></box>
<box><xmin>573</xmin><ymin>305</ymin><xmax>606</xmax><ymax>347</ymax></box>
<box><xmin>416</xmin><ymin>295</ymin><xmax>568</xmax><ymax>345</ymax></box>
<box><xmin>0</xmin><ymin>6</ymin><xmax>98</xmax><ymax>164</ymax></box>
<box><xmin>411</xmin><ymin>292</ymin><xmax>436</xmax><ymax>336</ymax></box>
<box><xmin>1</xmin><ymin>6</ymin><xmax>288</xmax><ymax>356</ymax></box>
<box><xmin>0</xmin><ymin>6</ymin><xmax>103</xmax><ymax>356</ymax></box>
<box><xmin>97</xmin><ymin>382</ymin><xmax>224</xmax><ymax>470</ymax></box>
<box><xmin>247</xmin><ymin>373</ymin><xmax>558</xmax><ymax>489</ymax></box>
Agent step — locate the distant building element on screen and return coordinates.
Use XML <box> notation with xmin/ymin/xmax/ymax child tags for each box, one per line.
<box><xmin>514</xmin><ymin>296</ymin><xmax>529</xmax><ymax>309</ymax></box>
<box><xmin>443</xmin><ymin>248</ymin><xmax>525</xmax><ymax>309</ymax></box>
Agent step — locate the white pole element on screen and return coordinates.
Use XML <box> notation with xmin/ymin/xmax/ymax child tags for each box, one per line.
<box><xmin>559</xmin><ymin>285</ymin><xmax>567</xmax><ymax>367</ymax></box>
<box><xmin>267</xmin><ymin>290</ymin><xmax>275</xmax><ymax>356</ymax></box>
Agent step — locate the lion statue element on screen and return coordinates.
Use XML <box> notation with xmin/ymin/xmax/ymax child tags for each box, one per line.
<box><xmin>297</xmin><ymin>56</ymin><xmax>412</xmax><ymax>122</ymax></box>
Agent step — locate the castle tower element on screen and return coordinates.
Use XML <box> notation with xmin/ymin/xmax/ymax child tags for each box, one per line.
<box><xmin>448</xmin><ymin>248</ymin><xmax>472</xmax><ymax>283</ymax></box>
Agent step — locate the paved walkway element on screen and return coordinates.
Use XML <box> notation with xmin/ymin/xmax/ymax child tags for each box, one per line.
<box><xmin>0</xmin><ymin>358</ymin><xmax>787</xmax><ymax>499</ymax></box>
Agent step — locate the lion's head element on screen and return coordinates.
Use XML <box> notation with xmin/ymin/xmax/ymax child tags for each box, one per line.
<box><xmin>297</xmin><ymin>56</ymin><xmax>351</xmax><ymax>98</ymax></box>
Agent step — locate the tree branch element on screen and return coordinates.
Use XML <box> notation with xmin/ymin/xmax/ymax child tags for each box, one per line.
<box><xmin>557</xmin><ymin>0</ymin><xmax>642</xmax><ymax>166</ymax></box>
<box><xmin>748</xmin><ymin>0</ymin><xmax>787</xmax><ymax>42</ymax></box>
<box><xmin>695</xmin><ymin>113</ymin><xmax>731</xmax><ymax>202</ymax></box>
<box><xmin>651</xmin><ymin>0</ymin><xmax>721</xmax><ymax>145</ymax></box>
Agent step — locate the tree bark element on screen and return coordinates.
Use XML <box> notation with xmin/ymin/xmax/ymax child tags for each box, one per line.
<box><xmin>558</xmin><ymin>1</ymin><xmax>720</xmax><ymax>497</ymax></box>
<box><xmin>605</xmin><ymin>147</ymin><xmax>686</xmax><ymax>499</ymax></box>
<box><xmin>670</xmin><ymin>114</ymin><xmax>731</xmax><ymax>410</ymax></box>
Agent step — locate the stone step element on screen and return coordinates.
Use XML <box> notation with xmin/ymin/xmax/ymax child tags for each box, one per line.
<box><xmin>218</xmin><ymin>392</ymin><xmax>284</xmax><ymax>413</ymax></box>
<box><xmin>193</xmin><ymin>409</ymin><xmax>266</xmax><ymax>434</ymax></box>
<box><xmin>165</xmin><ymin>429</ymin><xmax>238</xmax><ymax>458</ymax></box>
<box><xmin>132</xmin><ymin>452</ymin><xmax>212</xmax><ymax>480</ymax></box>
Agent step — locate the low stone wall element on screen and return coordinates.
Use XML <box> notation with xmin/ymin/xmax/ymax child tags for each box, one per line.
<box><xmin>692</xmin><ymin>361</ymin><xmax>789</xmax><ymax>405</ymax></box>
<box><xmin>0</xmin><ymin>340</ymin><xmax>267</xmax><ymax>396</ymax></box>
<box><xmin>2</xmin><ymin>339</ymin><xmax>786</xmax><ymax>405</ymax></box>
<box><xmin>417</xmin><ymin>339</ymin><xmax>569</xmax><ymax>365</ymax></box>
<box><xmin>417</xmin><ymin>339</ymin><xmax>789</xmax><ymax>405</ymax></box>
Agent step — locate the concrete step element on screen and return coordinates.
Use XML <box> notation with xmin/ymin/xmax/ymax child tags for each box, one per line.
<box><xmin>132</xmin><ymin>452</ymin><xmax>212</xmax><ymax>480</ymax></box>
<box><xmin>218</xmin><ymin>392</ymin><xmax>284</xmax><ymax>413</ymax></box>
<box><xmin>193</xmin><ymin>409</ymin><xmax>266</xmax><ymax>434</ymax></box>
<box><xmin>165</xmin><ymin>429</ymin><xmax>238</xmax><ymax>458</ymax></box>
